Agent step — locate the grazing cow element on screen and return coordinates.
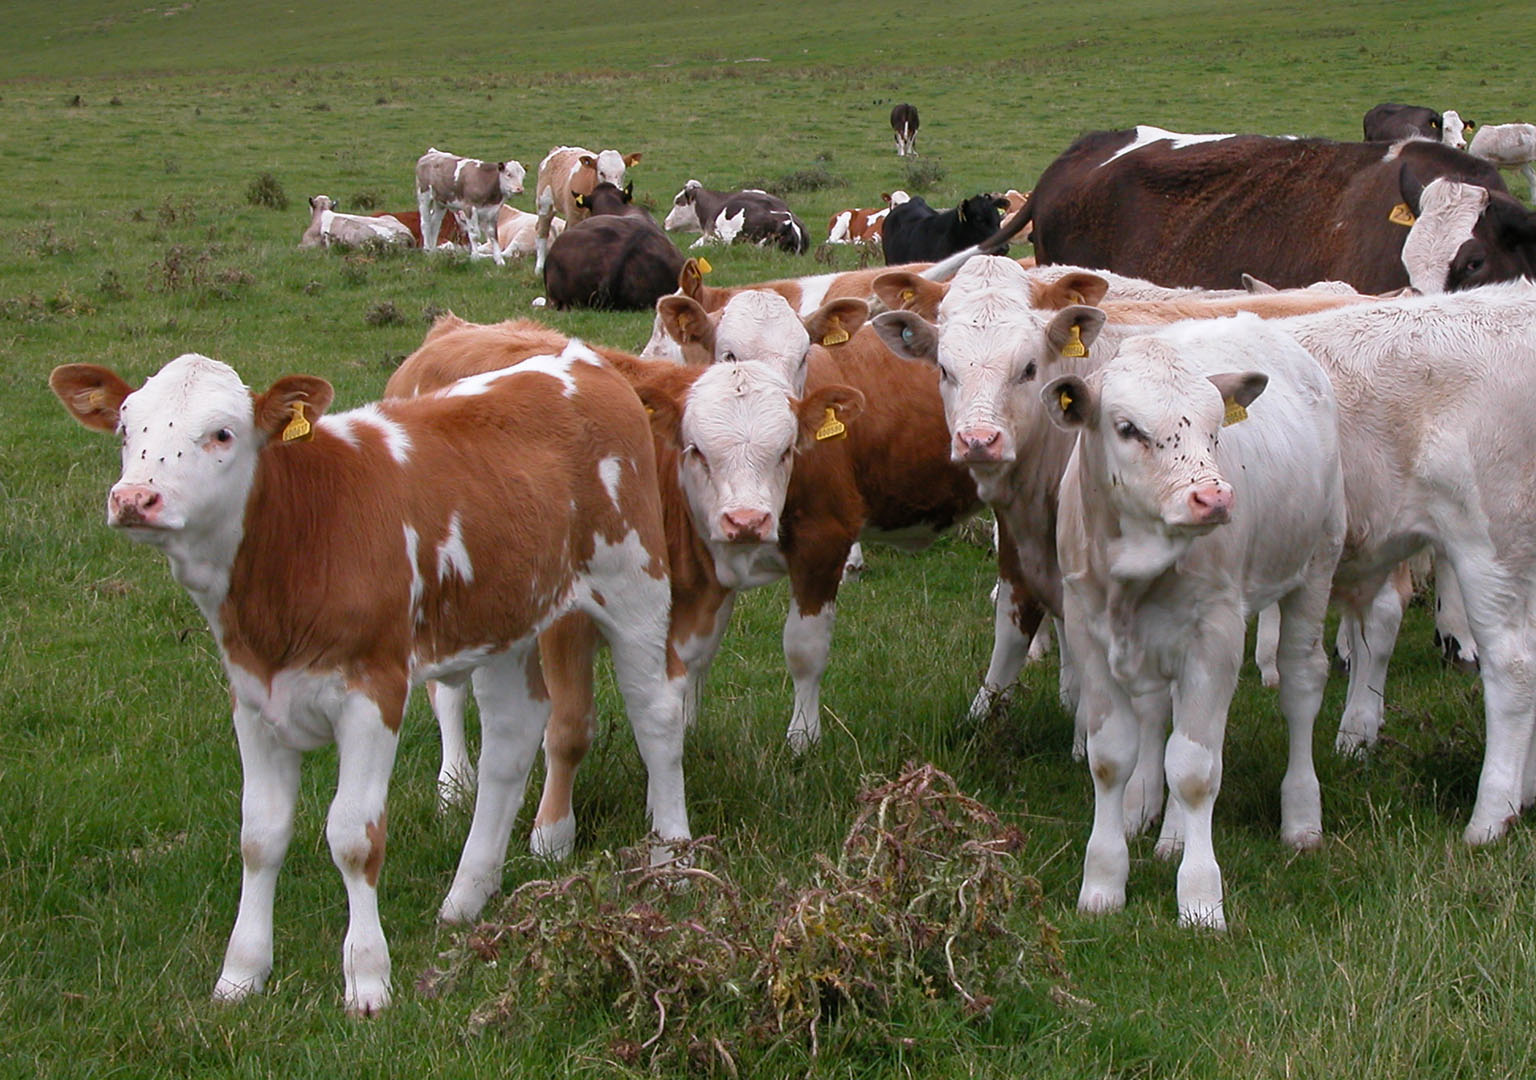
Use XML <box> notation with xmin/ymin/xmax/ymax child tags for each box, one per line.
<box><xmin>1047</xmin><ymin>318</ymin><xmax>1345</xmax><ymax>929</ymax></box>
<box><xmin>414</xmin><ymin>147</ymin><xmax>526</xmax><ymax>266</ymax></box>
<box><xmin>882</xmin><ymin>193</ymin><xmax>1009</xmax><ymax>266</ymax></box>
<box><xmin>662</xmin><ymin>180</ymin><xmax>809</xmax><ymax>254</ymax></box>
<box><xmin>299</xmin><ymin>196</ymin><xmax>414</xmax><ymax>249</ymax></box>
<box><xmin>891</xmin><ymin>103</ymin><xmax>919</xmax><ymax>157</ymax></box>
<box><xmin>542</xmin><ymin>189</ymin><xmax>685</xmax><ymax>311</ymax></box>
<box><xmin>49</xmin><ymin>346</ymin><xmax>690</xmax><ymax>1014</ymax></box>
<box><xmin>826</xmin><ymin>190</ymin><xmax>911</xmax><ymax>245</ymax></box>
<box><xmin>371</xmin><ymin>209</ymin><xmax>469</xmax><ymax>249</ymax></box>
<box><xmin>1468</xmin><ymin>122</ymin><xmax>1536</xmax><ymax>201</ymax></box>
<box><xmin>533</xmin><ymin>146</ymin><xmax>642</xmax><ymax>274</ymax></box>
<box><xmin>1363</xmin><ymin>102</ymin><xmax>1471</xmax><ymax>148</ymax></box>
<box><xmin>1022</xmin><ymin>127</ymin><xmax>1530</xmax><ymax>293</ymax></box>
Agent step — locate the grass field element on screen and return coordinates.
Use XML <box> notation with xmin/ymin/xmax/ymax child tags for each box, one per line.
<box><xmin>5</xmin><ymin>1</ymin><xmax>1536</xmax><ymax>1076</ymax></box>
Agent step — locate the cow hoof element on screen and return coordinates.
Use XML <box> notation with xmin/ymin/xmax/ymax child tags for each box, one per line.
<box><xmin>1077</xmin><ymin>886</ymin><xmax>1126</xmax><ymax>915</ymax></box>
<box><xmin>1333</xmin><ymin>728</ymin><xmax>1374</xmax><ymax>758</ymax></box>
<box><xmin>1464</xmin><ymin>815</ymin><xmax>1516</xmax><ymax>847</ymax></box>
<box><xmin>1281</xmin><ymin>826</ymin><xmax>1324</xmax><ymax>852</ymax></box>
<box><xmin>212</xmin><ymin>972</ymin><xmax>264</xmax><ymax>1004</ymax></box>
<box><xmin>529</xmin><ymin>816</ymin><xmax>576</xmax><ymax>860</ymax></box>
<box><xmin>1176</xmin><ymin>903</ymin><xmax>1227</xmax><ymax>932</ymax></box>
<box><xmin>345</xmin><ymin>986</ymin><xmax>391</xmax><ymax>1018</ymax></box>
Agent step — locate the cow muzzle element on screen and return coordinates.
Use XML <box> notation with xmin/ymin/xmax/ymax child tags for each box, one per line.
<box><xmin>109</xmin><ymin>484</ymin><xmax>166</xmax><ymax>529</ymax></box>
<box><xmin>953</xmin><ymin>424</ymin><xmax>1010</xmax><ymax>464</ymax></box>
<box><xmin>720</xmin><ymin>508</ymin><xmax>775</xmax><ymax>543</ymax></box>
<box><xmin>1185</xmin><ymin>483</ymin><xmax>1234</xmax><ymax>526</ymax></box>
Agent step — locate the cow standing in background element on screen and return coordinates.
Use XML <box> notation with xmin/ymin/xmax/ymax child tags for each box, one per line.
<box><xmin>533</xmin><ymin>146</ymin><xmax>642</xmax><ymax>274</ymax></box>
<box><xmin>414</xmin><ymin>147</ymin><xmax>526</xmax><ymax>266</ymax></box>
<box><xmin>891</xmin><ymin>103</ymin><xmax>919</xmax><ymax>156</ymax></box>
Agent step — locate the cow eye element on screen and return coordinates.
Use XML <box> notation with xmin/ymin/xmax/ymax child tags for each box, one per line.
<box><xmin>1017</xmin><ymin>361</ymin><xmax>1037</xmax><ymax>383</ymax></box>
<box><xmin>213</xmin><ymin>428</ymin><xmax>234</xmax><ymax>445</ymax></box>
<box><xmin>1115</xmin><ymin>420</ymin><xmax>1145</xmax><ymax>442</ymax></box>
<box><xmin>722</xmin><ymin>350</ymin><xmax>737</xmax><ymax>363</ymax></box>
<box><xmin>936</xmin><ymin>363</ymin><xmax>955</xmax><ymax>384</ymax></box>
<box><xmin>684</xmin><ymin>444</ymin><xmax>710</xmax><ymax>473</ymax></box>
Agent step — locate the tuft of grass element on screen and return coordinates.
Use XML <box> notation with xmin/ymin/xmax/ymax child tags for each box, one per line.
<box><xmin>348</xmin><ymin>189</ymin><xmax>384</xmax><ymax>212</ymax></box>
<box><xmin>903</xmin><ymin>158</ymin><xmax>946</xmax><ymax>192</ymax></box>
<box><xmin>364</xmin><ymin>300</ymin><xmax>407</xmax><ymax>326</ymax></box>
<box><xmin>770</xmin><ymin>165</ymin><xmax>847</xmax><ymax>194</ymax></box>
<box><xmin>246</xmin><ymin>172</ymin><xmax>289</xmax><ymax>211</ymax></box>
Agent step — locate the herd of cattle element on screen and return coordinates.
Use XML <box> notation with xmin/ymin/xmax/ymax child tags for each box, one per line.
<box><xmin>51</xmin><ymin>99</ymin><xmax>1536</xmax><ymax>1014</ymax></box>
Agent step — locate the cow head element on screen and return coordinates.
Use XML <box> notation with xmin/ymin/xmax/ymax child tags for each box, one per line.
<box><xmin>658</xmin><ymin>291</ymin><xmax>868</xmax><ymax>392</ymax></box>
<box><xmin>50</xmin><ymin>356</ymin><xmax>333</xmax><ymax>567</ymax></box>
<box><xmin>578</xmin><ymin>149</ymin><xmax>639</xmax><ymax>191</ymax></box>
<box><xmin>1042</xmin><ymin>337</ymin><xmax>1266</xmax><ymax>573</ymax></box>
<box><xmin>498</xmin><ymin>159</ymin><xmax>527</xmax><ymax>197</ymax></box>
<box><xmin>1401</xmin><ymin>175</ymin><xmax>1536</xmax><ymax>293</ymax></box>
<box><xmin>872</xmin><ymin>257</ymin><xmax>1106</xmax><ymax>498</ymax></box>
<box><xmin>664</xmin><ymin>180</ymin><xmax>705</xmax><ymax>231</ymax></box>
<box><xmin>574</xmin><ymin>182</ymin><xmax>634</xmax><ymax>217</ymax></box>
<box><xmin>635</xmin><ymin>362</ymin><xmax>864</xmax><ymax>553</ymax></box>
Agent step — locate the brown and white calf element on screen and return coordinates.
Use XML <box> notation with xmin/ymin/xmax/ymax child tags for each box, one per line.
<box><xmin>50</xmin><ymin>346</ymin><xmax>689</xmax><ymax>1014</ymax></box>
<box><xmin>533</xmin><ymin>145</ymin><xmax>642</xmax><ymax>274</ymax></box>
<box><xmin>299</xmin><ymin>195</ymin><xmax>414</xmax><ymax>248</ymax></box>
<box><xmin>415</xmin><ymin>147</ymin><xmax>527</xmax><ymax>266</ymax></box>
<box><xmin>826</xmin><ymin>190</ymin><xmax>911</xmax><ymax>245</ymax></box>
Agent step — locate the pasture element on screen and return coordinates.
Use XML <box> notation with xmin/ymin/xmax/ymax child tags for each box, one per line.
<box><xmin>4</xmin><ymin>0</ymin><xmax>1536</xmax><ymax>1075</ymax></box>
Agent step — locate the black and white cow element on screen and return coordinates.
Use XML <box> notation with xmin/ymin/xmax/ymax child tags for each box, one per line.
<box><xmin>662</xmin><ymin>181</ymin><xmax>809</xmax><ymax>254</ymax></box>
<box><xmin>891</xmin><ymin>103</ymin><xmax>919</xmax><ymax>157</ymax></box>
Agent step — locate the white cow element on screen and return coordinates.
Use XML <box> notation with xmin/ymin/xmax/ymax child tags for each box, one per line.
<box><xmin>1468</xmin><ymin>121</ymin><xmax>1536</xmax><ymax>201</ymax></box>
<box><xmin>1046</xmin><ymin>317</ymin><xmax>1345</xmax><ymax>929</ymax></box>
<box><xmin>299</xmin><ymin>196</ymin><xmax>414</xmax><ymax>249</ymax></box>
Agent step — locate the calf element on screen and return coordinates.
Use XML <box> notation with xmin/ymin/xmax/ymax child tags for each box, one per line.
<box><xmin>663</xmin><ymin>180</ymin><xmax>809</xmax><ymax>254</ymax></box>
<box><xmin>826</xmin><ymin>190</ymin><xmax>910</xmax><ymax>245</ymax></box>
<box><xmin>299</xmin><ymin>196</ymin><xmax>414</xmax><ymax>249</ymax></box>
<box><xmin>882</xmin><ymin>193</ymin><xmax>1009</xmax><ymax>266</ymax></box>
<box><xmin>1047</xmin><ymin>318</ymin><xmax>1345</xmax><ymax>928</ymax></box>
<box><xmin>414</xmin><ymin>147</ymin><xmax>526</xmax><ymax>266</ymax></box>
<box><xmin>1468</xmin><ymin>122</ymin><xmax>1536</xmax><ymax>201</ymax></box>
<box><xmin>492</xmin><ymin>205</ymin><xmax>565</xmax><ymax>258</ymax></box>
<box><xmin>891</xmin><ymin>102</ymin><xmax>919</xmax><ymax>157</ymax></box>
<box><xmin>534</xmin><ymin>145</ymin><xmax>642</xmax><ymax>274</ymax></box>
<box><xmin>49</xmin><ymin>345</ymin><xmax>689</xmax><ymax>1014</ymax></box>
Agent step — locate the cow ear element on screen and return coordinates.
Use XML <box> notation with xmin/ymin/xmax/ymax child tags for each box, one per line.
<box><xmin>1042</xmin><ymin>375</ymin><xmax>1094</xmax><ymax>430</ymax></box>
<box><xmin>657</xmin><ymin>296</ymin><xmax>717</xmax><ymax>357</ymax></box>
<box><xmin>871</xmin><ymin>270</ymin><xmax>946</xmax><ymax>319</ymax></box>
<box><xmin>1045</xmin><ymin>306</ymin><xmax>1107</xmax><ymax>359</ymax></box>
<box><xmin>871</xmin><ymin>311</ymin><xmax>938</xmax><ymax>363</ymax></box>
<box><xmin>1465</xmin><ymin>119</ymin><xmax>1477</xmax><ymax>131</ymax></box>
<box><xmin>633</xmin><ymin>381</ymin><xmax>683</xmax><ymax>448</ymax></box>
<box><xmin>1208</xmin><ymin>372</ymin><xmax>1268</xmax><ymax>426</ymax></box>
<box><xmin>795</xmin><ymin>384</ymin><xmax>866</xmax><ymax>450</ymax></box>
<box><xmin>574</xmin><ymin>192</ymin><xmax>589</xmax><ymax>209</ymax></box>
<box><xmin>880</xmin><ymin>192</ymin><xmax>892</xmax><ymax>203</ymax></box>
<box><xmin>252</xmin><ymin>375</ymin><xmax>334</xmax><ymax>443</ymax></box>
<box><xmin>1241</xmin><ymin>273</ymin><xmax>1279</xmax><ymax>294</ymax></box>
<box><xmin>803</xmin><ymin>298</ymin><xmax>869</xmax><ymax>348</ymax></box>
<box><xmin>955</xmin><ymin>201</ymin><xmax>966</xmax><ymax>223</ymax></box>
<box><xmin>677</xmin><ymin>259</ymin><xmax>707</xmax><ymax>298</ymax></box>
<box><xmin>1032</xmin><ymin>271</ymin><xmax>1108</xmax><ymax>309</ymax></box>
<box><xmin>50</xmin><ymin>364</ymin><xmax>136</xmax><ymax>432</ymax></box>
<box><xmin>623</xmin><ymin>152</ymin><xmax>642</xmax><ymax>167</ymax></box>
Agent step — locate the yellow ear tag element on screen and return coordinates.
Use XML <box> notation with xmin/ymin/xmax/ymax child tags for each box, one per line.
<box><xmin>696</xmin><ymin>257</ymin><xmax>712</xmax><ymax>275</ymax></box>
<box><xmin>1058</xmin><ymin>388</ymin><xmax>1075</xmax><ymax>413</ymax></box>
<box><xmin>1060</xmin><ymin>323</ymin><xmax>1087</xmax><ymax>359</ymax></box>
<box><xmin>1388</xmin><ymin>202</ymin><xmax>1417</xmax><ymax>227</ymax></box>
<box><xmin>1222</xmin><ymin>399</ymin><xmax>1249</xmax><ymax>427</ymax></box>
<box><xmin>900</xmin><ymin>287</ymin><xmax>916</xmax><ymax>304</ymax></box>
<box><xmin>814</xmin><ymin>406</ymin><xmax>847</xmax><ymax>441</ymax></box>
<box><xmin>281</xmin><ymin>401</ymin><xmax>313</xmax><ymax>442</ymax></box>
<box><xmin>821</xmin><ymin>316</ymin><xmax>850</xmax><ymax>347</ymax></box>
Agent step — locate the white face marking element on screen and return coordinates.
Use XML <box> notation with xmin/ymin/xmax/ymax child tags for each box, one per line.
<box><xmin>714</xmin><ymin>291</ymin><xmax>812</xmax><ymax>390</ymax></box>
<box><xmin>1440</xmin><ymin>109</ymin><xmax>1467</xmax><ymax>150</ymax></box>
<box><xmin>1099</xmin><ymin>126</ymin><xmax>1237</xmax><ymax>167</ymax></box>
<box><xmin>435</xmin><ymin>511</ymin><xmax>474</xmax><ymax>584</ymax></box>
<box><xmin>592</xmin><ymin>149</ymin><xmax>629</xmax><ymax>188</ymax></box>
<box><xmin>597</xmin><ymin>456</ymin><xmax>624</xmax><ymax>509</ymax></box>
<box><xmin>1401</xmin><ymin>178</ymin><xmax>1488</xmax><ymax>294</ymax></box>
<box><xmin>794</xmin><ymin>275</ymin><xmax>835</xmax><ymax>315</ymax></box>
<box><xmin>321</xmin><ymin>404</ymin><xmax>414</xmax><ymax>466</ymax></box>
<box><xmin>499</xmin><ymin>159</ymin><xmax>526</xmax><ymax>197</ymax></box>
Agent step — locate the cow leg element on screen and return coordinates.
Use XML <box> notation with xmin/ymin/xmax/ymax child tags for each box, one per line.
<box><xmin>783</xmin><ymin>593</ymin><xmax>838</xmax><ymax>752</ymax></box>
<box><xmin>1273</xmin><ymin>575</ymin><xmax>1334</xmax><ymax>851</ymax></box>
<box><xmin>969</xmin><ymin>514</ymin><xmax>1046</xmax><ymax>722</ymax></box>
<box><xmin>676</xmin><ymin>591</ymin><xmax>736</xmax><ymax>730</ymax></box>
<box><xmin>529</xmin><ymin>614</ymin><xmax>599</xmax><ymax>860</ymax></box>
<box><xmin>1523</xmin><ymin>162</ymin><xmax>1536</xmax><ymax>204</ymax></box>
<box><xmin>1166</xmin><ymin>605</ymin><xmax>1244</xmax><ymax>930</ymax></box>
<box><xmin>327</xmin><ymin>687</ymin><xmax>404</xmax><ymax>1016</ymax></box>
<box><xmin>440</xmin><ymin>645</ymin><xmax>550</xmax><ymax>923</ymax></box>
<box><xmin>426</xmin><ymin>679</ymin><xmax>474</xmax><ymax>810</ymax></box>
<box><xmin>1124</xmin><ymin>687</ymin><xmax>1171</xmax><ymax>838</ymax></box>
<box><xmin>534</xmin><ymin>189</ymin><xmax>556</xmax><ymax>275</ymax></box>
<box><xmin>417</xmin><ymin>190</ymin><xmax>444</xmax><ymax>253</ymax></box>
<box><xmin>1076</xmin><ymin>634</ymin><xmax>1139</xmax><ymax>916</ymax></box>
<box><xmin>478</xmin><ymin>205</ymin><xmax>505</xmax><ymax>266</ymax></box>
<box><xmin>1433</xmin><ymin>555</ymin><xmax>1479</xmax><ymax>672</ymax></box>
<box><xmin>1335</xmin><ymin>570</ymin><xmax>1405</xmax><ymax>756</ymax></box>
<box><xmin>1028</xmin><ymin>619</ymin><xmax>1055</xmax><ymax>662</ymax></box>
<box><xmin>214</xmin><ymin>700</ymin><xmax>301</xmax><ymax>1004</ymax></box>
<box><xmin>1254</xmin><ymin>604</ymin><xmax>1280</xmax><ymax>688</ymax></box>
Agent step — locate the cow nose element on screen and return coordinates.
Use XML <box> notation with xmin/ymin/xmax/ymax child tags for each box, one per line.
<box><xmin>721</xmin><ymin>508</ymin><xmax>773</xmax><ymax>542</ymax></box>
<box><xmin>954</xmin><ymin>425</ymin><xmax>1005</xmax><ymax>463</ymax></box>
<box><xmin>110</xmin><ymin>484</ymin><xmax>163</xmax><ymax>526</ymax></box>
<box><xmin>1187</xmin><ymin>484</ymin><xmax>1233</xmax><ymax>524</ymax></box>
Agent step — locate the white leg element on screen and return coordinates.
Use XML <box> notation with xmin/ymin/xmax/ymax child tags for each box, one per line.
<box><xmin>214</xmin><ymin>701</ymin><xmax>301</xmax><ymax>1004</ymax></box>
<box><xmin>967</xmin><ymin>576</ymin><xmax>1037</xmax><ymax>722</ymax></box>
<box><xmin>1072</xmin><ymin>593</ymin><xmax>1136</xmax><ymax>915</ymax></box>
<box><xmin>1522</xmin><ymin>162</ymin><xmax>1536</xmax><ymax>205</ymax></box>
<box><xmin>784</xmin><ymin>597</ymin><xmax>836</xmax><ymax>752</ymax></box>
<box><xmin>327</xmin><ymin>690</ymin><xmax>402</xmax><ymax>1016</ymax></box>
<box><xmin>1274</xmin><ymin>583</ymin><xmax>1333</xmax><ymax>851</ymax></box>
<box><xmin>533</xmin><ymin>190</ymin><xmax>555</xmax><ymax>275</ymax></box>
<box><xmin>1254</xmin><ymin>604</ymin><xmax>1280</xmax><ymax>688</ymax></box>
<box><xmin>427</xmin><ymin>679</ymin><xmax>474</xmax><ymax>810</ymax></box>
<box><xmin>440</xmin><ymin>647</ymin><xmax>550</xmax><ymax>923</ymax></box>
<box><xmin>479</xmin><ymin>205</ymin><xmax>505</xmax><ymax>266</ymax></box>
<box><xmin>530</xmin><ymin>615</ymin><xmax>598</xmax><ymax>861</ymax></box>
<box><xmin>1434</xmin><ymin>555</ymin><xmax>1479</xmax><ymax>672</ymax></box>
<box><xmin>1028</xmin><ymin>618</ymin><xmax>1054</xmax><ymax>662</ymax></box>
<box><xmin>1335</xmin><ymin>573</ymin><xmax>1405</xmax><ymax>755</ymax></box>
<box><xmin>417</xmin><ymin>191</ymin><xmax>444</xmax><ymax>253</ymax></box>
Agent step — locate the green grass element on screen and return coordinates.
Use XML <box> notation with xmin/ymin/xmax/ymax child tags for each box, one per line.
<box><xmin>5</xmin><ymin>1</ymin><xmax>1536</xmax><ymax>1076</ymax></box>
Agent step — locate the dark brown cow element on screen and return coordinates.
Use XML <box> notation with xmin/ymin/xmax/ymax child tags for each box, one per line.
<box><xmin>1022</xmin><ymin>126</ymin><xmax>1534</xmax><ymax>293</ymax></box>
<box><xmin>542</xmin><ymin>188</ymin><xmax>685</xmax><ymax>311</ymax></box>
<box><xmin>891</xmin><ymin>102</ymin><xmax>919</xmax><ymax>157</ymax></box>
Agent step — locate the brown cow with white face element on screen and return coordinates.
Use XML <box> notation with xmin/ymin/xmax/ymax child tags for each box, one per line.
<box><xmin>533</xmin><ymin>145</ymin><xmax>642</xmax><ymax>274</ymax></box>
<box><xmin>50</xmin><ymin>343</ymin><xmax>688</xmax><ymax>1015</ymax></box>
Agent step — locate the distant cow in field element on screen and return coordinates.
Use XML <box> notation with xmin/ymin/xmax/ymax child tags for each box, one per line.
<box><xmin>1363</xmin><ymin>102</ymin><xmax>1472</xmax><ymax>149</ymax></box>
<box><xmin>826</xmin><ymin>190</ymin><xmax>910</xmax><ymax>245</ymax></box>
<box><xmin>543</xmin><ymin>185</ymin><xmax>684</xmax><ymax>310</ymax></box>
<box><xmin>414</xmin><ymin>147</ymin><xmax>526</xmax><ymax>266</ymax></box>
<box><xmin>299</xmin><ymin>195</ymin><xmax>414</xmax><ymax>248</ymax></box>
<box><xmin>891</xmin><ymin>103</ymin><xmax>919</xmax><ymax>156</ymax></box>
<box><xmin>371</xmin><ymin>209</ymin><xmax>468</xmax><ymax>248</ymax></box>
<box><xmin>882</xmin><ymin>192</ymin><xmax>1009</xmax><ymax>265</ymax></box>
<box><xmin>1468</xmin><ymin>122</ymin><xmax>1536</xmax><ymax>201</ymax></box>
<box><xmin>663</xmin><ymin>180</ymin><xmax>810</xmax><ymax>254</ymax></box>
<box><xmin>1022</xmin><ymin>126</ymin><xmax>1534</xmax><ymax>293</ymax></box>
<box><xmin>533</xmin><ymin>146</ymin><xmax>642</xmax><ymax>273</ymax></box>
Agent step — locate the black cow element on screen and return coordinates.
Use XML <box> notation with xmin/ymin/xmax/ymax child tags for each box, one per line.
<box><xmin>891</xmin><ymin>103</ymin><xmax>919</xmax><ymax>157</ymax></box>
<box><xmin>543</xmin><ymin>186</ymin><xmax>685</xmax><ymax>311</ymax></box>
<box><xmin>882</xmin><ymin>193</ymin><xmax>1008</xmax><ymax>266</ymax></box>
<box><xmin>662</xmin><ymin>180</ymin><xmax>809</xmax><ymax>254</ymax></box>
<box><xmin>1021</xmin><ymin>126</ymin><xmax>1534</xmax><ymax>293</ymax></box>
